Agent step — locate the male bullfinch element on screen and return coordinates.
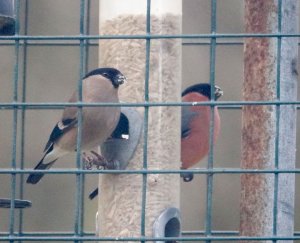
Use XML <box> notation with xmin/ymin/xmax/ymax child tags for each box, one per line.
<box><xmin>88</xmin><ymin>83</ymin><xmax>223</xmax><ymax>199</ymax></box>
<box><xmin>181</xmin><ymin>83</ymin><xmax>223</xmax><ymax>181</ymax></box>
<box><xmin>26</xmin><ymin>67</ymin><xmax>126</xmax><ymax>184</ymax></box>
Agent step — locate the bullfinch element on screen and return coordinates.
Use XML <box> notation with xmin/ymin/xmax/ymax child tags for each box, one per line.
<box><xmin>181</xmin><ymin>83</ymin><xmax>223</xmax><ymax>181</ymax></box>
<box><xmin>26</xmin><ymin>67</ymin><xmax>126</xmax><ymax>184</ymax></box>
<box><xmin>88</xmin><ymin>83</ymin><xmax>223</xmax><ymax>199</ymax></box>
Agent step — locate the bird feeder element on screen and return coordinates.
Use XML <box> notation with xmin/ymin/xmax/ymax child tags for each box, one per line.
<box><xmin>98</xmin><ymin>0</ymin><xmax>182</xmax><ymax>240</ymax></box>
<box><xmin>0</xmin><ymin>0</ymin><xmax>15</xmax><ymax>35</ymax></box>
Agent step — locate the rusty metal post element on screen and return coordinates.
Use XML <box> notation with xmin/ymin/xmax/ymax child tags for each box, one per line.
<box><xmin>240</xmin><ymin>0</ymin><xmax>298</xmax><ymax>242</ymax></box>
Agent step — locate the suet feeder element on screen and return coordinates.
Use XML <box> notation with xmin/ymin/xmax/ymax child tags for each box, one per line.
<box><xmin>98</xmin><ymin>0</ymin><xmax>182</xmax><ymax>239</ymax></box>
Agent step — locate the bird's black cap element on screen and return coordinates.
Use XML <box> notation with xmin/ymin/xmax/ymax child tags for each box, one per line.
<box><xmin>182</xmin><ymin>83</ymin><xmax>223</xmax><ymax>100</ymax></box>
<box><xmin>83</xmin><ymin>67</ymin><xmax>126</xmax><ymax>88</ymax></box>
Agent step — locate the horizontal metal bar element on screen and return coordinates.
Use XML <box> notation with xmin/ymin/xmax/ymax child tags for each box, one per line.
<box><xmin>0</xmin><ymin>100</ymin><xmax>299</xmax><ymax>110</ymax></box>
<box><xmin>0</xmin><ymin>231</ymin><xmax>235</xmax><ymax>237</ymax></box>
<box><xmin>2</xmin><ymin>168</ymin><xmax>300</xmax><ymax>175</ymax></box>
<box><xmin>0</xmin><ymin>42</ymin><xmax>96</xmax><ymax>46</ymax></box>
<box><xmin>182</xmin><ymin>231</ymin><xmax>300</xmax><ymax>237</ymax></box>
<box><xmin>0</xmin><ymin>33</ymin><xmax>300</xmax><ymax>41</ymax></box>
<box><xmin>0</xmin><ymin>235</ymin><xmax>300</xmax><ymax>241</ymax></box>
<box><xmin>2</xmin><ymin>231</ymin><xmax>300</xmax><ymax>237</ymax></box>
<box><xmin>1</xmin><ymin>40</ymin><xmax>300</xmax><ymax>47</ymax></box>
<box><xmin>183</xmin><ymin>231</ymin><xmax>239</xmax><ymax>236</ymax></box>
<box><xmin>0</xmin><ymin>232</ymin><xmax>94</xmax><ymax>237</ymax></box>
<box><xmin>183</xmin><ymin>231</ymin><xmax>300</xmax><ymax>236</ymax></box>
<box><xmin>0</xmin><ymin>40</ymin><xmax>240</xmax><ymax>46</ymax></box>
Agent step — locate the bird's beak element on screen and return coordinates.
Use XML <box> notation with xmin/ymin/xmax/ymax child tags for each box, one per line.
<box><xmin>214</xmin><ymin>85</ymin><xmax>223</xmax><ymax>99</ymax></box>
<box><xmin>117</xmin><ymin>75</ymin><xmax>126</xmax><ymax>85</ymax></box>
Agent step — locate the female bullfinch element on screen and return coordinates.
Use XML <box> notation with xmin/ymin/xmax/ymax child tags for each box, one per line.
<box><xmin>26</xmin><ymin>67</ymin><xmax>126</xmax><ymax>184</ymax></box>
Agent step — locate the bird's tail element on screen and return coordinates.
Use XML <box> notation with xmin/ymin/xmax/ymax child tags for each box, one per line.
<box><xmin>26</xmin><ymin>155</ymin><xmax>57</xmax><ymax>184</ymax></box>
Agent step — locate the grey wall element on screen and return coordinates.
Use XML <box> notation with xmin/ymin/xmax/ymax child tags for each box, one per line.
<box><xmin>0</xmin><ymin>0</ymin><xmax>299</xmax><ymax>241</ymax></box>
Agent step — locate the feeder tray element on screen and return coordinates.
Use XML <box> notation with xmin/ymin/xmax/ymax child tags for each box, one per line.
<box><xmin>0</xmin><ymin>198</ymin><xmax>32</xmax><ymax>209</ymax></box>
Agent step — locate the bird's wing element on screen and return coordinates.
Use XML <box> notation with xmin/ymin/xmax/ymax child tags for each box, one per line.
<box><xmin>43</xmin><ymin>118</ymin><xmax>78</xmax><ymax>152</ymax></box>
<box><xmin>181</xmin><ymin>106</ymin><xmax>197</xmax><ymax>139</ymax></box>
<box><xmin>110</xmin><ymin>112</ymin><xmax>129</xmax><ymax>139</ymax></box>
<box><xmin>44</xmin><ymin>92</ymin><xmax>78</xmax><ymax>152</ymax></box>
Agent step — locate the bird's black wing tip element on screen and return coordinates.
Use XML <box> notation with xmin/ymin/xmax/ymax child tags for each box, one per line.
<box><xmin>26</xmin><ymin>174</ymin><xmax>42</xmax><ymax>184</ymax></box>
<box><xmin>89</xmin><ymin>188</ymin><xmax>99</xmax><ymax>200</ymax></box>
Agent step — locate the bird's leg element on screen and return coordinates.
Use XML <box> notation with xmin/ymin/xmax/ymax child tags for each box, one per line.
<box><xmin>89</xmin><ymin>151</ymin><xmax>121</xmax><ymax>170</ymax></box>
<box><xmin>83</xmin><ymin>151</ymin><xmax>107</xmax><ymax>170</ymax></box>
<box><xmin>89</xmin><ymin>150</ymin><xmax>108</xmax><ymax>168</ymax></box>
<box><xmin>82</xmin><ymin>151</ymin><xmax>120</xmax><ymax>170</ymax></box>
<box><xmin>82</xmin><ymin>152</ymin><xmax>95</xmax><ymax>170</ymax></box>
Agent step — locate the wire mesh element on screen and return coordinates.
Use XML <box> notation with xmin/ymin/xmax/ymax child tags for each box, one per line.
<box><xmin>0</xmin><ymin>0</ymin><xmax>298</xmax><ymax>242</ymax></box>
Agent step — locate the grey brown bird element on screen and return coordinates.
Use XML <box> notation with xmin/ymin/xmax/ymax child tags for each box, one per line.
<box><xmin>26</xmin><ymin>67</ymin><xmax>126</xmax><ymax>184</ymax></box>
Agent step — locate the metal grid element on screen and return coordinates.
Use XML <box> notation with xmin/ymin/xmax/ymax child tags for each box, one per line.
<box><xmin>0</xmin><ymin>0</ymin><xmax>299</xmax><ymax>242</ymax></box>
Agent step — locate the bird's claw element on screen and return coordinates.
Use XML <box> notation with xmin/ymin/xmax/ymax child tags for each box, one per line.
<box><xmin>83</xmin><ymin>151</ymin><xmax>107</xmax><ymax>170</ymax></box>
<box><xmin>180</xmin><ymin>172</ymin><xmax>194</xmax><ymax>182</ymax></box>
<box><xmin>83</xmin><ymin>151</ymin><xmax>119</xmax><ymax>170</ymax></box>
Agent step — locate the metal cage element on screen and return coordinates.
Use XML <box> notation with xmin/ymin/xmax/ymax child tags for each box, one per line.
<box><xmin>0</xmin><ymin>0</ymin><xmax>299</xmax><ymax>242</ymax></box>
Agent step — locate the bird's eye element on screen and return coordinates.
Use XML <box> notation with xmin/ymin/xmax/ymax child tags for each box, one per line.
<box><xmin>102</xmin><ymin>72</ymin><xmax>109</xmax><ymax>78</ymax></box>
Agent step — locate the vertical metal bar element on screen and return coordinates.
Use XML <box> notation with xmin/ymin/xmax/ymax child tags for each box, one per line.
<box><xmin>205</xmin><ymin>0</ymin><xmax>217</xmax><ymax>242</ymax></box>
<box><xmin>74</xmin><ymin>0</ymin><xmax>86</xmax><ymax>242</ymax></box>
<box><xmin>9</xmin><ymin>0</ymin><xmax>20</xmax><ymax>242</ymax></box>
<box><xmin>273</xmin><ymin>0</ymin><xmax>282</xmax><ymax>241</ymax></box>
<box><xmin>84</xmin><ymin>0</ymin><xmax>90</xmax><ymax>73</ymax></box>
<box><xmin>18</xmin><ymin>0</ymin><xmax>29</xmax><ymax>240</ymax></box>
<box><xmin>140</xmin><ymin>0</ymin><xmax>151</xmax><ymax>241</ymax></box>
<box><xmin>80</xmin><ymin>0</ymin><xmax>90</xmax><ymax>238</ymax></box>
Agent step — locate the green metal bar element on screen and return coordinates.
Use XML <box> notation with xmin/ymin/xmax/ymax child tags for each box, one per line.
<box><xmin>0</xmin><ymin>104</ymin><xmax>259</xmax><ymax>110</ymax></box>
<box><xmin>272</xmin><ymin>0</ymin><xmax>282</xmax><ymax>241</ymax></box>
<box><xmin>3</xmin><ymin>230</ymin><xmax>300</xmax><ymax>237</ymax></box>
<box><xmin>1</xmin><ymin>33</ymin><xmax>300</xmax><ymax>40</ymax></box>
<box><xmin>18</xmin><ymin>0</ymin><xmax>29</xmax><ymax>241</ymax></box>
<box><xmin>9</xmin><ymin>1</ymin><xmax>21</xmax><ymax>241</ymax></box>
<box><xmin>1</xmin><ymin>40</ymin><xmax>300</xmax><ymax>46</ymax></box>
<box><xmin>2</xmin><ymin>235</ymin><xmax>300</xmax><ymax>241</ymax></box>
<box><xmin>84</xmin><ymin>0</ymin><xmax>91</xmax><ymax>74</ymax></box>
<box><xmin>74</xmin><ymin>1</ymin><xmax>86</xmax><ymax>242</ymax></box>
<box><xmin>3</xmin><ymin>168</ymin><xmax>300</xmax><ymax>175</ymax></box>
<box><xmin>141</xmin><ymin>0</ymin><xmax>151</xmax><ymax>241</ymax></box>
<box><xmin>205</xmin><ymin>0</ymin><xmax>217</xmax><ymax>241</ymax></box>
<box><xmin>80</xmin><ymin>0</ymin><xmax>90</xmax><ymax>239</ymax></box>
<box><xmin>1</xmin><ymin>100</ymin><xmax>300</xmax><ymax>110</ymax></box>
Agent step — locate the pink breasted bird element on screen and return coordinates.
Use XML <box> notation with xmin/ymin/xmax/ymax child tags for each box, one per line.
<box><xmin>180</xmin><ymin>83</ymin><xmax>223</xmax><ymax>181</ymax></box>
<box><xmin>26</xmin><ymin>67</ymin><xmax>125</xmax><ymax>184</ymax></box>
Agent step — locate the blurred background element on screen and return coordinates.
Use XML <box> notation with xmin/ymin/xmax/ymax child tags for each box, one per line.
<box><xmin>0</xmin><ymin>0</ymin><xmax>299</xmax><ymax>241</ymax></box>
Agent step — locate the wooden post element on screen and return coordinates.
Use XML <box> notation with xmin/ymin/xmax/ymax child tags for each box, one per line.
<box><xmin>97</xmin><ymin>0</ymin><xmax>182</xmax><ymax>240</ymax></box>
<box><xmin>240</xmin><ymin>0</ymin><xmax>298</xmax><ymax>242</ymax></box>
